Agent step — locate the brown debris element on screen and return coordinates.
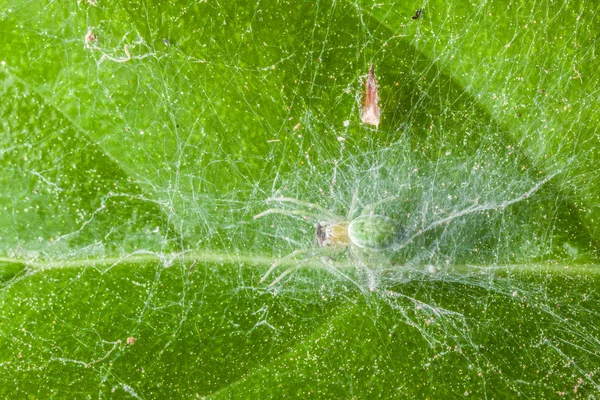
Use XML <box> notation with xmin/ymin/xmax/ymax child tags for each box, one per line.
<box><xmin>361</xmin><ymin>64</ymin><xmax>380</xmax><ymax>128</ymax></box>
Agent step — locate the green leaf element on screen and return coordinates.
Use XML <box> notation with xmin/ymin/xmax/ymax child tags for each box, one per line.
<box><xmin>0</xmin><ymin>0</ymin><xmax>598</xmax><ymax>397</ymax></box>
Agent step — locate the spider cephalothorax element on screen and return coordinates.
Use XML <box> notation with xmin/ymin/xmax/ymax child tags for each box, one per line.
<box><xmin>316</xmin><ymin>222</ymin><xmax>350</xmax><ymax>248</ymax></box>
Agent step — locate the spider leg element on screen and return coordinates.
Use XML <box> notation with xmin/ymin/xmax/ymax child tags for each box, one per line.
<box><xmin>265</xmin><ymin>196</ymin><xmax>342</xmax><ymax>222</ymax></box>
<box><xmin>263</xmin><ymin>246</ymin><xmax>345</xmax><ymax>286</ymax></box>
<box><xmin>351</xmin><ymin>248</ymin><xmax>379</xmax><ymax>291</ymax></box>
<box><xmin>267</xmin><ymin>264</ymin><xmax>305</xmax><ymax>287</ymax></box>
<box><xmin>347</xmin><ymin>188</ymin><xmax>360</xmax><ymax>219</ymax></box>
<box><xmin>268</xmin><ymin>249</ymin><xmax>362</xmax><ymax>288</ymax></box>
<box><xmin>253</xmin><ymin>208</ymin><xmax>323</xmax><ymax>221</ymax></box>
<box><xmin>259</xmin><ymin>247</ymin><xmax>315</xmax><ymax>283</ymax></box>
<box><xmin>361</xmin><ymin>196</ymin><xmax>401</xmax><ymax>215</ymax></box>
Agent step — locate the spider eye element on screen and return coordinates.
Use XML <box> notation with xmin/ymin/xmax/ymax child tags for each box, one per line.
<box><xmin>316</xmin><ymin>223</ymin><xmax>327</xmax><ymax>245</ymax></box>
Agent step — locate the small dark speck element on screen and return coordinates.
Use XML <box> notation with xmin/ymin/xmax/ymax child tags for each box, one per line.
<box><xmin>540</xmin><ymin>89</ymin><xmax>545</xmax><ymax>93</ymax></box>
<box><xmin>412</xmin><ymin>9</ymin><xmax>422</xmax><ymax>20</ymax></box>
<box><xmin>516</xmin><ymin>113</ymin><xmax>521</xmax><ymax>117</ymax></box>
<box><xmin>163</xmin><ymin>39</ymin><xmax>170</xmax><ymax>46</ymax></box>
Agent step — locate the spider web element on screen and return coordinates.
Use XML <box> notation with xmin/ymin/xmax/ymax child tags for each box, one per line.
<box><xmin>0</xmin><ymin>0</ymin><xmax>599</xmax><ymax>398</ymax></box>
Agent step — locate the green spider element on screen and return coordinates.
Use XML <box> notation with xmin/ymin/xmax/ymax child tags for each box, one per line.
<box><xmin>254</xmin><ymin>190</ymin><xmax>404</xmax><ymax>287</ymax></box>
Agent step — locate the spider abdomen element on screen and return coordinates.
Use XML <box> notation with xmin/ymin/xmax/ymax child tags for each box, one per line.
<box><xmin>348</xmin><ymin>215</ymin><xmax>404</xmax><ymax>250</ymax></box>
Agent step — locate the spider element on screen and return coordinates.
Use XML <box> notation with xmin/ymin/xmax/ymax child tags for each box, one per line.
<box><xmin>254</xmin><ymin>190</ymin><xmax>404</xmax><ymax>287</ymax></box>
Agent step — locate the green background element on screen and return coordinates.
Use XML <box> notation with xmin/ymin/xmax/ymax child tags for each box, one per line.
<box><xmin>0</xmin><ymin>0</ymin><xmax>599</xmax><ymax>398</ymax></box>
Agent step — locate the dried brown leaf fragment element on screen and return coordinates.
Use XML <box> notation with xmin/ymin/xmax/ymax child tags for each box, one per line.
<box><xmin>361</xmin><ymin>64</ymin><xmax>380</xmax><ymax>128</ymax></box>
